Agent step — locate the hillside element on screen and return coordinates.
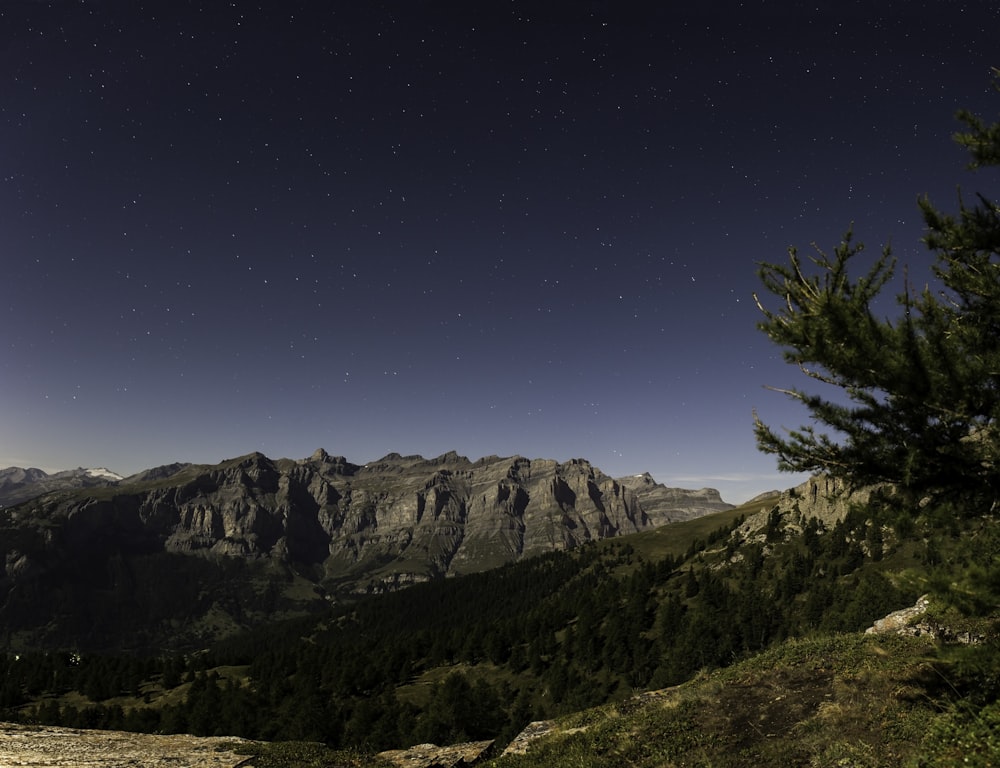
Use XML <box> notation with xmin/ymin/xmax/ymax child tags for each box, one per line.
<box><xmin>4</xmin><ymin>471</ymin><xmax>998</xmax><ymax>766</ymax></box>
<box><xmin>486</xmin><ymin>632</ymin><xmax>999</xmax><ymax>767</ymax></box>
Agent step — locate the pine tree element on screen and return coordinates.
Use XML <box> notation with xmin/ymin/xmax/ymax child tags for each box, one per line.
<box><xmin>754</xmin><ymin>75</ymin><xmax>1000</xmax><ymax>509</ymax></box>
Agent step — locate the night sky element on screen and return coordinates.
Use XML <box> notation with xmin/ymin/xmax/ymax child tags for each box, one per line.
<box><xmin>2</xmin><ymin>1</ymin><xmax>997</xmax><ymax>502</ymax></box>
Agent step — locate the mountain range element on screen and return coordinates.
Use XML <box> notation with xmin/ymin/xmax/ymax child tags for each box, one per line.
<box><xmin>0</xmin><ymin>466</ymin><xmax>125</xmax><ymax>508</ymax></box>
<box><xmin>0</xmin><ymin>449</ymin><xmax>731</xmax><ymax>651</ymax></box>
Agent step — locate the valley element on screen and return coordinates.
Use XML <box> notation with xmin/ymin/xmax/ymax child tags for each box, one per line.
<box><xmin>0</xmin><ymin>456</ymin><xmax>1000</xmax><ymax>768</ymax></box>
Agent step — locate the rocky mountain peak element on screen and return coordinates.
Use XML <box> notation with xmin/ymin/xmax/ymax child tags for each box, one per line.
<box><xmin>124</xmin><ymin>463</ymin><xmax>191</xmax><ymax>483</ymax></box>
<box><xmin>625</xmin><ymin>472</ymin><xmax>657</xmax><ymax>487</ymax></box>
<box><xmin>617</xmin><ymin>472</ymin><xmax>733</xmax><ymax>525</ymax></box>
<box><xmin>0</xmin><ymin>466</ymin><xmax>48</xmax><ymax>486</ymax></box>
<box><xmin>310</xmin><ymin>447</ymin><xmax>331</xmax><ymax>463</ymax></box>
<box><xmin>432</xmin><ymin>450</ymin><xmax>468</xmax><ymax>465</ymax></box>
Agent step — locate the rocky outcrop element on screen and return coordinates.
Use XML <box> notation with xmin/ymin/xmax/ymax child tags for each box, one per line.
<box><xmin>378</xmin><ymin>739</ymin><xmax>494</xmax><ymax>767</ymax></box>
<box><xmin>734</xmin><ymin>475</ymin><xmax>876</xmax><ymax>545</ymax></box>
<box><xmin>0</xmin><ymin>722</ymin><xmax>251</xmax><ymax>767</ymax></box>
<box><xmin>502</xmin><ymin>720</ymin><xmax>562</xmax><ymax>756</ymax></box>
<box><xmin>0</xmin><ymin>721</ymin><xmax>492</xmax><ymax>768</ymax></box>
<box><xmin>779</xmin><ymin>475</ymin><xmax>877</xmax><ymax>528</ymax></box>
<box><xmin>866</xmin><ymin>594</ymin><xmax>985</xmax><ymax>644</ymax></box>
<box><xmin>865</xmin><ymin>595</ymin><xmax>931</xmax><ymax>636</ymax></box>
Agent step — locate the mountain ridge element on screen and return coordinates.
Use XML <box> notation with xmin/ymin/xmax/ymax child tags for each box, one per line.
<box><xmin>0</xmin><ymin>452</ymin><xmax>732</xmax><ymax>511</ymax></box>
<box><xmin>0</xmin><ymin>466</ymin><xmax>127</xmax><ymax>508</ymax></box>
<box><xmin>0</xmin><ymin>449</ymin><xmax>732</xmax><ymax>651</ymax></box>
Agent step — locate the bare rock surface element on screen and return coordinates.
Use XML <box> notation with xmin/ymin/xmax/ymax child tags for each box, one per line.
<box><xmin>0</xmin><ymin>722</ymin><xmax>250</xmax><ymax>767</ymax></box>
<box><xmin>736</xmin><ymin>475</ymin><xmax>876</xmax><ymax>545</ymax></box>
<box><xmin>865</xmin><ymin>595</ymin><xmax>931</xmax><ymax>636</ymax></box>
<box><xmin>376</xmin><ymin>739</ymin><xmax>494</xmax><ymax>767</ymax></box>
<box><xmin>501</xmin><ymin>720</ymin><xmax>560</xmax><ymax>756</ymax></box>
<box><xmin>616</xmin><ymin>472</ymin><xmax>732</xmax><ymax>524</ymax></box>
<box><xmin>866</xmin><ymin>595</ymin><xmax>985</xmax><ymax>644</ymax></box>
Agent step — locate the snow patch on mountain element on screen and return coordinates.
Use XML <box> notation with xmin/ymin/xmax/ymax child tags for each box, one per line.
<box><xmin>84</xmin><ymin>468</ymin><xmax>124</xmax><ymax>481</ymax></box>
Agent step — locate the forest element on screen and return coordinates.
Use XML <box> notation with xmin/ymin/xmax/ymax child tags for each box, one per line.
<box><xmin>1</xmin><ymin>493</ymin><xmax>944</xmax><ymax>753</ymax></box>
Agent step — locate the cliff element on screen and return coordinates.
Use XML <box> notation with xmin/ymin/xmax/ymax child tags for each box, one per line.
<box><xmin>617</xmin><ymin>472</ymin><xmax>732</xmax><ymax>524</ymax></box>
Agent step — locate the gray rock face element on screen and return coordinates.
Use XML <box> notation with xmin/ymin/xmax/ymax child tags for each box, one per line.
<box><xmin>378</xmin><ymin>739</ymin><xmax>494</xmax><ymax>768</ymax></box>
<box><xmin>158</xmin><ymin>452</ymin><xmax>654</xmax><ymax>586</ymax></box>
<box><xmin>865</xmin><ymin>595</ymin><xmax>985</xmax><ymax>644</ymax></box>
<box><xmin>865</xmin><ymin>595</ymin><xmax>931</xmax><ymax>636</ymax></box>
<box><xmin>617</xmin><ymin>472</ymin><xmax>733</xmax><ymax>524</ymax></box>
<box><xmin>3</xmin><ymin>452</ymin><xmax>731</xmax><ymax>592</ymax></box>
<box><xmin>0</xmin><ymin>722</ymin><xmax>251</xmax><ymax>767</ymax></box>
<box><xmin>735</xmin><ymin>475</ymin><xmax>877</xmax><ymax>545</ymax></box>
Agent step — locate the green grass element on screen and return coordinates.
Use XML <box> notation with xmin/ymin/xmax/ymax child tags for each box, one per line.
<box><xmin>915</xmin><ymin>700</ymin><xmax>1000</xmax><ymax>767</ymax></box>
<box><xmin>483</xmin><ymin>633</ymin><xmax>978</xmax><ymax>768</ymax></box>
<box><xmin>223</xmin><ymin>740</ymin><xmax>393</xmax><ymax>767</ymax></box>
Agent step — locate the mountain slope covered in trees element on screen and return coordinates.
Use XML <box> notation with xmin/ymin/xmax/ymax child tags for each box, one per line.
<box><xmin>5</xmin><ymin>477</ymin><xmax>997</xmax><ymax>766</ymax></box>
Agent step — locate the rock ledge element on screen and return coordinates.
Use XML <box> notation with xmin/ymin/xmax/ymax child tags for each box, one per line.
<box><xmin>0</xmin><ymin>721</ymin><xmax>251</xmax><ymax>767</ymax></box>
<box><xmin>377</xmin><ymin>739</ymin><xmax>494</xmax><ymax>767</ymax></box>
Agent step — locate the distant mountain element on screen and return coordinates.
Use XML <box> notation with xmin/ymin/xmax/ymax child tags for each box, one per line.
<box><xmin>0</xmin><ymin>450</ymin><xmax>731</xmax><ymax>651</ymax></box>
<box><xmin>0</xmin><ymin>466</ymin><xmax>126</xmax><ymax>508</ymax></box>
<box><xmin>617</xmin><ymin>472</ymin><xmax>733</xmax><ymax>523</ymax></box>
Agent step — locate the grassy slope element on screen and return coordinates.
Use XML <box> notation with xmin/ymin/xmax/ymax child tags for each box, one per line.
<box><xmin>486</xmin><ymin>633</ymin><xmax>996</xmax><ymax>768</ymax></box>
<box><xmin>476</xmin><ymin>490</ymin><xmax>1000</xmax><ymax>768</ymax></box>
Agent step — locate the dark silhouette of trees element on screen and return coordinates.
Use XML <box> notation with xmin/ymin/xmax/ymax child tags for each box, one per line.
<box><xmin>755</xmin><ymin>79</ymin><xmax>1000</xmax><ymax>509</ymax></box>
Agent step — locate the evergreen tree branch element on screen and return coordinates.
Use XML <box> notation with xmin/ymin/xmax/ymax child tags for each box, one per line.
<box><xmin>754</xmin><ymin>75</ymin><xmax>1000</xmax><ymax>508</ymax></box>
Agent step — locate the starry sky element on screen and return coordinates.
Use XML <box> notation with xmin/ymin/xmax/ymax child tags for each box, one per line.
<box><xmin>2</xmin><ymin>1</ymin><xmax>997</xmax><ymax>503</ymax></box>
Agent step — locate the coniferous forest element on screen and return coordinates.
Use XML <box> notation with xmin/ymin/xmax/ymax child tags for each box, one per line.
<box><xmin>3</xmin><ymin>493</ymin><xmax>965</xmax><ymax>754</ymax></box>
